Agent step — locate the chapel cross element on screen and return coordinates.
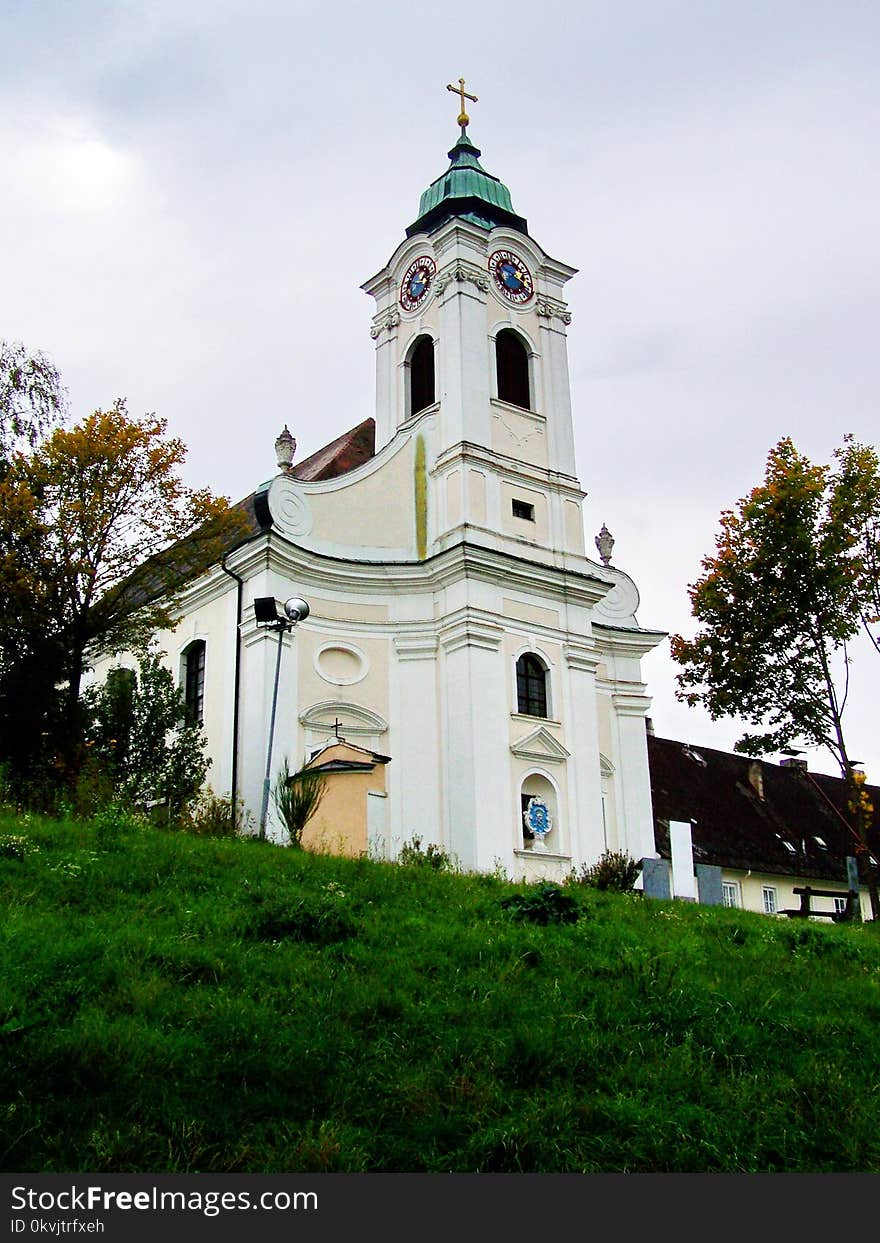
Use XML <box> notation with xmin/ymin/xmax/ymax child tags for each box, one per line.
<box><xmin>332</xmin><ymin>718</ymin><xmax>343</xmax><ymax>739</ymax></box>
<box><xmin>446</xmin><ymin>77</ymin><xmax>478</xmax><ymax>129</ymax></box>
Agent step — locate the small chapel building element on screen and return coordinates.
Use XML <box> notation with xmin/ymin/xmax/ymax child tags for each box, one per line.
<box><xmin>134</xmin><ymin>94</ymin><xmax>666</xmax><ymax>879</ymax></box>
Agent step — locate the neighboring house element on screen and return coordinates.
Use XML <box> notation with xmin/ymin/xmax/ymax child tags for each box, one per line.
<box><xmin>647</xmin><ymin>732</ymin><xmax>879</xmax><ymax>920</ymax></box>
<box><xmin>96</xmin><ymin>108</ymin><xmax>665</xmax><ymax>880</ymax></box>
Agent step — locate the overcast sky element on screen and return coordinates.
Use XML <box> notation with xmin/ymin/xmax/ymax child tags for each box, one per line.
<box><xmin>3</xmin><ymin>0</ymin><xmax>879</xmax><ymax>778</ymax></box>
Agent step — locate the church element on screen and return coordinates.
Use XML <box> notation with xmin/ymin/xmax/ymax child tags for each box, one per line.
<box><xmin>145</xmin><ymin>84</ymin><xmax>666</xmax><ymax>879</ymax></box>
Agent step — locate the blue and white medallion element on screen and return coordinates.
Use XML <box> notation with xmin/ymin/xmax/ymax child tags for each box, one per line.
<box><xmin>523</xmin><ymin>795</ymin><xmax>552</xmax><ymax>851</ymax></box>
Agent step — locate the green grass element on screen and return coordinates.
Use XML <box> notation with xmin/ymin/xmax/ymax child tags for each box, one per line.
<box><xmin>2</xmin><ymin>812</ymin><xmax>880</xmax><ymax>1172</ymax></box>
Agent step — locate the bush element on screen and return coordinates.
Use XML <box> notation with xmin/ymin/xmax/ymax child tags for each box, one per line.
<box><xmin>272</xmin><ymin>758</ymin><xmax>326</xmax><ymax>847</ymax></box>
<box><xmin>182</xmin><ymin>789</ymin><xmax>252</xmax><ymax>838</ymax></box>
<box><xmin>92</xmin><ymin>802</ymin><xmax>144</xmax><ymax>852</ymax></box>
<box><xmin>84</xmin><ymin>652</ymin><xmax>210</xmax><ymax>818</ymax></box>
<box><xmin>0</xmin><ymin>832</ymin><xmax>38</xmax><ymax>860</ymax></box>
<box><xmin>398</xmin><ymin>835</ymin><xmax>454</xmax><ymax>872</ymax></box>
<box><xmin>501</xmin><ymin>882</ymin><xmax>579</xmax><ymax>925</ymax></box>
<box><xmin>569</xmin><ymin>850</ymin><xmax>642</xmax><ymax>893</ymax></box>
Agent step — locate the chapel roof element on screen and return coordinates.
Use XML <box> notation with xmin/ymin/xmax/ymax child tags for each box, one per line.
<box><xmin>406</xmin><ymin>128</ymin><xmax>528</xmax><ymax>237</ymax></box>
<box><xmin>648</xmin><ymin>734</ymin><xmax>880</xmax><ymax>880</ymax></box>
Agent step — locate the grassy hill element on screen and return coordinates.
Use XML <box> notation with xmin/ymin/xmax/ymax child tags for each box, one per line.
<box><xmin>2</xmin><ymin>811</ymin><xmax>879</xmax><ymax>1173</ymax></box>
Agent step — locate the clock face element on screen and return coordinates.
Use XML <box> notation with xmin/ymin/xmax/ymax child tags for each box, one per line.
<box><xmin>400</xmin><ymin>255</ymin><xmax>436</xmax><ymax>312</ymax></box>
<box><xmin>489</xmin><ymin>249</ymin><xmax>534</xmax><ymax>304</ymax></box>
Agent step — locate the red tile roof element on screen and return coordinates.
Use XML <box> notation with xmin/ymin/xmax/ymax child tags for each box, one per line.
<box><xmin>292</xmin><ymin>418</ymin><xmax>376</xmax><ymax>482</ymax></box>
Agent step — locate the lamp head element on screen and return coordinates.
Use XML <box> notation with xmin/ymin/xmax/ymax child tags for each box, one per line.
<box><xmin>283</xmin><ymin>597</ymin><xmax>310</xmax><ymax>624</ymax></box>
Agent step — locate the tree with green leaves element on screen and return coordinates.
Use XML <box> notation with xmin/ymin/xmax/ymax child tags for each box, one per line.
<box><xmin>671</xmin><ymin>437</ymin><xmax>879</xmax><ymax>918</ymax></box>
<box><xmin>831</xmin><ymin>435</ymin><xmax>880</xmax><ymax>659</ymax></box>
<box><xmin>85</xmin><ymin>650</ymin><xmax>210</xmax><ymax>816</ymax></box>
<box><xmin>0</xmin><ymin>398</ymin><xmax>248</xmax><ymax>784</ymax></box>
<box><xmin>0</xmin><ymin>341</ymin><xmax>69</xmax><ymax>788</ymax></box>
<box><xmin>0</xmin><ymin>339</ymin><xmax>66</xmax><ymax>459</ymax></box>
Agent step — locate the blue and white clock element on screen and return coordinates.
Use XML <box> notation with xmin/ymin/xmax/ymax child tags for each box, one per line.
<box><xmin>400</xmin><ymin>255</ymin><xmax>436</xmax><ymax>312</ymax></box>
<box><xmin>489</xmin><ymin>249</ymin><xmax>534</xmax><ymax>304</ymax></box>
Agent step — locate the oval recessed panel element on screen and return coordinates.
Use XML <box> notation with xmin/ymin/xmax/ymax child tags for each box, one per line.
<box><xmin>314</xmin><ymin>644</ymin><xmax>367</xmax><ymax>686</ymax></box>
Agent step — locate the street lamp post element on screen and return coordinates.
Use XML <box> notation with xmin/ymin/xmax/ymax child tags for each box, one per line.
<box><xmin>253</xmin><ymin>595</ymin><xmax>310</xmax><ymax>840</ymax></box>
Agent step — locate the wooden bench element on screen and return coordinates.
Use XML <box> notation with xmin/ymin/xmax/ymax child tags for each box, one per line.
<box><xmin>780</xmin><ymin>886</ymin><xmax>859</xmax><ymax>923</ymax></box>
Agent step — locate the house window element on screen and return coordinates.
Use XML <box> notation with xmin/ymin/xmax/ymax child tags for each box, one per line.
<box><xmin>183</xmin><ymin>640</ymin><xmax>206</xmax><ymax>725</ymax></box>
<box><xmin>495</xmin><ymin>329</ymin><xmax>531</xmax><ymax>409</ymax></box>
<box><xmin>511</xmin><ymin>498</ymin><xmax>535</xmax><ymax>521</ymax></box>
<box><xmin>722</xmin><ymin>881</ymin><xmax>740</xmax><ymax>908</ymax></box>
<box><xmin>834</xmin><ymin>896</ymin><xmax>848</xmax><ymax>916</ymax></box>
<box><xmin>409</xmin><ymin>335</ymin><xmax>435</xmax><ymax>417</ymax></box>
<box><xmin>762</xmin><ymin>886</ymin><xmax>777</xmax><ymax>915</ymax></box>
<box><xmin>516</xmin><ymin>653</ymin><xmax>548</xmax><ymax>718</ymax></box>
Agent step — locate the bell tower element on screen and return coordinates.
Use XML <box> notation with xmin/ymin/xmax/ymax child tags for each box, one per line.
<box><xmin>362</xmin><ymin>82</ymin><xmax>586</xmax><ymax>562</ymax></box>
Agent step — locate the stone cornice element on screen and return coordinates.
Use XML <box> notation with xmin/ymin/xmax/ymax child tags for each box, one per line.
<box><xmin>514</xmin><ymin>848</ymin><xmax>572</xmax><ymax>864</ymax></box>
<box><xmin>240</xmin><ymin>615</ymin><xmax>297</xmax><ymax>652</ymax></box>
<box><xmin>393</xmin><ymin>633</ymin><xmax>439</xmax><ymax>661</ymax></box>
<box><xmin>431</xmin><ymin>439</ymin><xmax>585</xmax><ymax>499</ymax></box>
<box><xmin>612</xmin><ymin>689</ymin><xmax>653</xmax><ymax>718</ymax></box>
<box><xmin>222</xmin><ymin>528</ymin><xmax>616</xmax><ymax>617</ymax></box>
<box><xmin>563</xmin><ymin>642</ymin><xmax>601</xmax><ymax>673</ymax></box>
<box><xmin>438</xmin><ymin>608</ymin><xmax>504</xmax><ymax>653</ymax></box>
<box><xmin>165</xmin><ymin>555</ymin><xmax>244</xmax><ymax>619</ymax></box>
<box><xmin>593</xmin><ymin>623</ymin><xmax>667</xmax><ymax>658</ymax></box>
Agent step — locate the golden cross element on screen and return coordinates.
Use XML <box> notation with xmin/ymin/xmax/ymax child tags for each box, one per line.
<box><xmin>446</xmin><ymin>77</ymin><xmax>477</xmax><ymax>128</ymax></box>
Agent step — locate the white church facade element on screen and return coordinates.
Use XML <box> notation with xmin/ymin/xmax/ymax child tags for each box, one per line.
<box><xmin>135</xmin><ymin>98</ymin><xmax>666</xmax><ymax>880</ymax></box>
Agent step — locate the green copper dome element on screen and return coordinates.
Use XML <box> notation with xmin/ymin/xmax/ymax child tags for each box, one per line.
<box><xmin>406</xmin><ymin>129</ymin><xmax>528</xmax><ymax>237</ymax></box>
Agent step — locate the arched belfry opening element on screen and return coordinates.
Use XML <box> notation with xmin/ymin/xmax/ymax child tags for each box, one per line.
<box><xmin>496</xmin><ymin>328</ymin><xmax>531</xmax><ymax>410</ymax></box>
<box><xmin>408</xmin><ymin>335</ymin><xmax>435</xmax><ymax>418</ymax></box>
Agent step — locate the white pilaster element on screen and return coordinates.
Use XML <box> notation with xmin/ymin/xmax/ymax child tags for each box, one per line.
<box><xmin>239</xmin><ymin>615</ymin><xmax>300</xmax><ymax>840</ymax></box>
<box><xmin>439</xmin><ymin>614</ymin><xmax>509</xmax><ymax>872</ymax></box>
<box><xmin>391</xmin><ymin>633</ymin><xmax>442</xmax><ymax>856</ymax></box>
<box><xmin>612</xmin><ymin>691</ymin><xmax>656</xmax><ymax>862</ymax></box>
<box><xmin>537</xmin><ymin>315</ymin><xmax>577</xmax><ymax>478</ymax></box>
<box><xmin>563</xmin><ymin>643</ymin><xmax>605</xmax><ymax>868</ymax></box>
<box><xmin>436</xmin><ymin>270</ymin><xmax>491</xmax><ymax>453</ymax></box>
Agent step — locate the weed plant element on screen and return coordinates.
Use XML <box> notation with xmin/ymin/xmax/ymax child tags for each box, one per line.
<box><xmin>1</xmin><ymin>812</ymin><xmax>879</xmax><ymax>1173</ymax></box>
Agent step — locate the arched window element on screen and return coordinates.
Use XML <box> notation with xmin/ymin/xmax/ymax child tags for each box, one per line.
<box><xmin>516</xmin><ymin>653</ymin><xmax>548</xmax><ymax>718</ymax></box>
<box><xmin>496</xmin><ymin>329</ymin><xmax>531</xmax><ymax>409</ymax></box>
<box><xmin>409</xmin><ymin>335</ymin><xmax>435</xmax><ymax>418</ymax></box>
<box><xmin>183</xmin><ymin>640</ymin><xmax>206</xmax><ymax>725</ymax></box>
